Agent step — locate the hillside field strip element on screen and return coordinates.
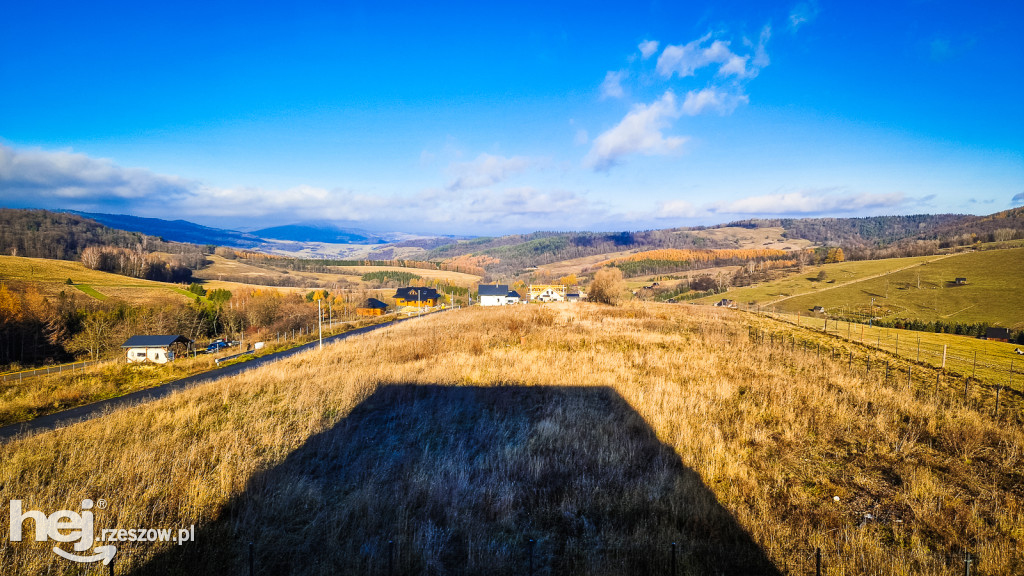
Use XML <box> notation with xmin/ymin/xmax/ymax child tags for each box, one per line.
<box><xmin>326</xmin><ymin>265</ymin><xmax>482</xmax><ymax>287</ymax></box>
<box><xmin>695</xmin><ymin>254</ymin><xmax>944</xmax><ymax>306</ymax></box>
<box><xmin>1</xmin><ymin>303</ymin><xmax>1020</xmax><ymax>575</ymax></box>
<box><xmin>0</xmin><ymin>255</ymin><xmax>195</xmax><ymax>305</ymax></box>
<box><xmin>699</xmin><ymin>247</ymin><xmax>1024</xmax><ymax>328</ymax></box>
<box><xmin>689</xmin><ymin>225</ymin><xmax>815</xmax><ymax>251</ymax></box>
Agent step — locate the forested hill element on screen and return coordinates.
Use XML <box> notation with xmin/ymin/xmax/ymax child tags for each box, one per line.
<box><xmin>424</xmin><ymin>229</ymin><xmax>737</xmax><ymax>275</ymax></box>
<box><xmin>724</xmin><ymin>214</ymin><xmax>967</xmax><ymax>245</ymax></box>
<box><xmin>724</xmin><ymin>209</ymin><xmax>1024</xmax><ymax>258</ymax></box>
<box><xmin>67</xmin><ymin>210</ymin><xmax>263</xmax><ymax>249</ymax></box>
<box><xmin>0</xmin><ymin>208</ymin><xmax>203</xmax><ymax>261</ymax></box>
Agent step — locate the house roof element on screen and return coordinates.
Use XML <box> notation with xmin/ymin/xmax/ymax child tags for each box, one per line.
<box><xmin>394</xmin><ymin>286</ymin><xmax>440</xmax><ymax>300</ymax></box>
<box><xmin>986</xmin><ymin>327</ymin><xmax>1011</xmax><ymax>338</ymax></box>
<box><xmin>121</xmin><ymin>335</ymin><xmax>191</xmax><ymax>348</ymax></box>
<box><xmin>358</xmin><ymin>298</ymin><xmax>388</xmax><ymax>309</ymax></box>
<box><xmin>506</xmin><ymin>291</ymin><xmax>521</xmax><ymax>299</ymax></box>
<box><xmin>478</xmin><ymin>284</ymin><xmax>510</xmax><ymax>297</ymax></box>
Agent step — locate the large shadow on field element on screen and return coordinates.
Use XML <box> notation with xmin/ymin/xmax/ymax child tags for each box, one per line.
<box><xmin>129</xmin><ymin>385</ymin><xmax>780</xmax><ymax>576</ymax></box>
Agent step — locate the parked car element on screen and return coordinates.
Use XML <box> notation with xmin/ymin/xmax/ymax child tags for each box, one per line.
<box><xmin>206</xmin><ymin>339</ymin><xmax>230</xmax><ymax>353</ymax></box>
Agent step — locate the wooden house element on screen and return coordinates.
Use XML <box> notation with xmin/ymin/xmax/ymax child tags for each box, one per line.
<box><xmin>394</xmin><ymin>287</ymin><xmax>440</xmax><ymax>307</ymax></box>
<box><xmin>356</xmin><ymin>298</ymin><xmax>388</xmax><ymax>316</ymax></box>
<box><xmin>121</xmin><ymin>335</ymin><xmax>192</xmax><ymax>364</ymax></box>
<box><xmin>985</xmin><ymin>327</ymin><xmax>1011</xmax><ymax>342</ymax></box>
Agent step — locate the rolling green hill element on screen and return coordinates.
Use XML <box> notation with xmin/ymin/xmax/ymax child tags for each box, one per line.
<box><xmin>706</xmin><ymin>247</ymin><xmax>1024</xmax><ymax>330</ymax></box>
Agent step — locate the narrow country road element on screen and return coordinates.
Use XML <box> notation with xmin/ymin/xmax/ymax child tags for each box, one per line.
<box><xmin>0</xmin><ymin>311</ymin><xmax>445</xmax><ymax>443</ymax></box>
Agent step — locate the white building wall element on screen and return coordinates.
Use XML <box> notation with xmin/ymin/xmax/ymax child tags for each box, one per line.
<box><xmin>126</xmin><ymin>347</ymin><xmax>172</xmax><ymax>364</ymax></box>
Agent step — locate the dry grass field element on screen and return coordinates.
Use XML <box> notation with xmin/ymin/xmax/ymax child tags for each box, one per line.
<box><xmin>0</xmin><ymin>255</ymin><xmax>194</xmax><ymax>304</ymax></box>
<box><xmin>327</xmin><ymin>265</ymin><xmax>482</xmax><ymax>287</ymax></box>
<box><xmin>690</xmin><ymin>226</ymin><xmax>814</xmax><ymax>251</ymax></box>
<box><xmin>0</xmin><ymin>304</ymin><xmax>1021</xmax><ymax>575</ymax></box>
<box><xmin>193</xmin><ymin>255</ymin><xmax>482</xmax><ymax>290</ymax></box>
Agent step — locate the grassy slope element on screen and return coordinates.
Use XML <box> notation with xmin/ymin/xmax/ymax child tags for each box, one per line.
<box><xmin>194</xmin><ymin>255</ymin><xmax>480</xmax><ymax>290</ymax></box>
<box><xmin>0</xmin><ymin>315</ymin><xmax>397</xmax><ymax>427</ymax></box>
<box><xmin>1</xmin><ymin>304</ymin><xmax>1020</xmax><ymax>575</ymax></box>
<box><xmin>0</xmin><ymin>255</ymin><xmax>194</xmax><ymax>304</ymax></box>
<box><xmin>762</xmin><ymin>311</ymin><xmax>1024</xmax><ymax>393</ymax></box>
<box><xmin>327</xmin><ymin>265</ymin><xmax>482</xmax><ymax>286</ymax></box>
<box><xmin>779</xmin><ymin>247</ymin><xmax>1024</xmax><ymax>328</ymax></box>
<box><xmin>696</xmin><ymin>254</ymin><xmax>943</xmax><ymax>305</ymax></box>
<box><xmin>700</xmin><ymin>247</ymin><xmax>1024</xmax><ymax>329</ymax></box>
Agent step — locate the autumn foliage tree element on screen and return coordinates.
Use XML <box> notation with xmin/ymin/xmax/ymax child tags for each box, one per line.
<box><xmin>588</xmin><ymin>268</ymin><xmax>626</xmax><ymax>305</ymax></box>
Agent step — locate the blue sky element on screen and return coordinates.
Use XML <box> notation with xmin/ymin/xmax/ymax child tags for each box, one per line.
<box><xmin>1</xmin><ymin>1</ymin><xmax>1022</xmax><ymax>235</ymax></box>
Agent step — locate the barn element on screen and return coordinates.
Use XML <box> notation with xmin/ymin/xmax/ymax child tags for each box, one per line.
<box><xmin>121</xmin><ymin>335</ymin><xmax>192</xmax><ymax>364</ymax></box>
<box><xmin>985</xmin><ymin>327</ymin><xmax>1011</xmax><ymax>342</ymax></box>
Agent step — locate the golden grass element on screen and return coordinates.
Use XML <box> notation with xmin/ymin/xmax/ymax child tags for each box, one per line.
<box><xmin>0</xmin><ymin>255</ymin><xmax>192</xmax><ymax>304</ymax></box>
<box><xmin>764</xmin><ymin>310</ymin><xmax>1024</xmax><ymax>392</ymax></box>
<box><xmin>0</xmin><ymin>315</ymin><xmax>397</xmax><ymax>427</ymax></box>
<box><xmin>0</xmin><ymin>304</ymin><xmax>1020</xmax><ymax>574</ymax></box>
<box><xmin>327</xmin><ymin>265</ymin><xmax>482</xmax><ymax>287</ymax></box>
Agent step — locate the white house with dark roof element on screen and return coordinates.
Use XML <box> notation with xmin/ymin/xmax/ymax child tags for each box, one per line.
<box><xmin>121</xmin><ymin>335</ymin><xmax>193</xmax><ymax>364</ymax></box>
<box><xmin>478</xmin><ymin>284</ymin><xmax>521</xmax><ymax>306</ymax></box>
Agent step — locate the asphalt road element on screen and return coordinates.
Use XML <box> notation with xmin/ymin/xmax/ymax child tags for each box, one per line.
<box><xmin>0</xmin><ymin>312</ymin><xmax>441</xmax><ymax>443</ymax></box>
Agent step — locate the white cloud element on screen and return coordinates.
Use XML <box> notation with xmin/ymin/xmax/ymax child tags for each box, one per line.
<box><xmin>638</xmin><ymin>40</ymin><xmax>659</xmax><ymax>59</ymax></box>
<box><xmin>681</xmin><ymin>87</ymin><xmax>749</xmax><ymax>116</ymax></box>
<box><xmin>656</xmin><ymin>33</ymin><xmax>766</xmax><ymax>80</ymax></box>
<box><xmin>752</xmin><ymin>25</ymin><xmax>771</xmax><ymax>68</ymax></box>
<box><xmin>711</xmin><ymin>190</ymin><xmax>907</xmax><ymax>215</ymax></box>
<box><xmin>656</xmin><ymin>35</ymin><xmax>732</xmax><ymax>79</ymax></box>
<box><xmin>584</xmin><ymin>91</ymin><xmax>687</xmax><ymax>172</ymax></box>
<box><xmin>655</xmin><ymin>200</ymin><xmax>701</xmax><ymax>218</ymax></box>
<box><xmin>0</xmin><ymin>143</ymin><xmax>197</xmax><ymax>204</ymax></box>
<box><xmin>599</xmin><ymin>70</ymin><xmax>627</xmax><ymax>100</ymax></box>
<box><xmin>1012</xmin><ymin>192</ymin><xmax>1024</xmax><ymax>205</ymax></box>
<box><xmin>789</xmin><ymin>1</ymin><xmax>819</xmax><ymax>32</ymax></box>
<box><xmin>0</xmin><ymin>143</ymin><xmax>610</xmax><ymax>233</ymax></box>
<box><xmin>445</xmin><ymin>153</ymin><xmax>532</xmax><ymax>191</ymax></box>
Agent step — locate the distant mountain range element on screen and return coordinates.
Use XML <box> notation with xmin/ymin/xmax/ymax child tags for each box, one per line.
<box><xmin>250</xmin><ymin>224</ymin><xmax>386</xmax><ymax>244</ymax></box>
<box><xmin>66</xmin><ymin>211</ymin><xmax>265</xmax><ymax>248</ymax></box>
<box><xmin>63</xmin><ymin>211</ymin><xmax>414</xmax><ymax>248</ymax></box>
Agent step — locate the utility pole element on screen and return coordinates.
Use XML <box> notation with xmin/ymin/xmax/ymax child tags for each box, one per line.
<box><xmin>318</xmin><ymin>299</ymin><xmax>323</xmax><ymax>350</ymax></box>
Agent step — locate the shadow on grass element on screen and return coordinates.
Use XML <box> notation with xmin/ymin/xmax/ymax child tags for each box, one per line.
<box><xmin>128</xmin><ymin>385</ymin><xmax>781</xmax><ymax>576</ymax></box>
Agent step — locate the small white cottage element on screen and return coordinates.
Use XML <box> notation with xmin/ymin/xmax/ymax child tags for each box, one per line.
<box><xmin>121</xmin><ymin>335</ymin><xmax>193</xmax><ymax>364</ymax></box>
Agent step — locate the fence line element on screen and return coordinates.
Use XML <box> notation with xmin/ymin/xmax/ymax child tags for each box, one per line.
<box><xmin>734</xmin><ymin>304</ymin><xmax>1021</xmax><ymax>394</ymax></box>
<box><xmin>0</xmin><ymin>359</ymin><xmax>105</xmax><ymax>383</ymax></box>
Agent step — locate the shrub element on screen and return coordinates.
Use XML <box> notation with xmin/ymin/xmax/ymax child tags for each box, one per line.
<box><xmin>588</xmin><ymin>268</ymin><xmax>626</xmax><ymax>305</ymax></box>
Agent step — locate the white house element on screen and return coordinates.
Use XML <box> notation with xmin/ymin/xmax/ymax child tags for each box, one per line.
<box><xmin>532</xmin><ymin>287</ymin><xmax>564</xmax><ymax>302</ymax></box>
<box><xmin>121</xmin><ymin>335</ymin><xmax>192</xmax><ymax>364</ymax></box>
<box><xmin>478</xmin><ymin>284</ymin><xmax>521</xmax><ymax>306</ymax></box>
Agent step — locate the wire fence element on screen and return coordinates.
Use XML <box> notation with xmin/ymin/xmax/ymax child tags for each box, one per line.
<box><xmin>745</xmin><ymin>324</ymin><xmax>1021</xmax><ymax>423</ymax></box>
<box><xmin>0</xmin><ymin>359</ymin><xmax>105</xmax><ymax>383</ymax></box>
<box><xmin>729</xmin><ymin>303</ymin><xmax>1022</xmax><ymax>395</ymax></box>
